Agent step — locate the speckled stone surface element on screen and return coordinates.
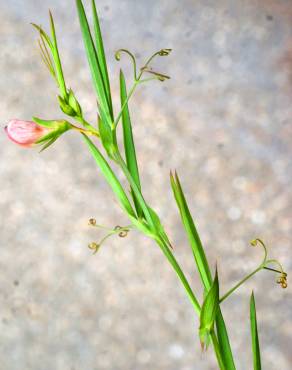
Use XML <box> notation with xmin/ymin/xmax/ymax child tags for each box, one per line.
<box><xmin>0</xmin><ymin>1</ymin><xmax>291</xmax><ymax>369</ymax></box>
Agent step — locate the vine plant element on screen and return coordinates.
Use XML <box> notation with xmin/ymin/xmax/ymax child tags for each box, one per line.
<box><xmin>5</xmin><ymin>1</ymin><xmax>287</xmax><ymax>369</ymax></box>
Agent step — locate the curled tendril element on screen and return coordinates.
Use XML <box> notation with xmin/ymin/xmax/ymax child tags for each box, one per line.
<box><xmin>251</xmin><ymin>238</ymin><xmax>288</xmax><ymax>289</ymax></box>
<box><xmin>264</xmin><ymin>260</ymin><xmax>288</xmax><ymax>289</ymax></box>
<box><xmin>142</xmin><ymin>48</ymin><xmax>172</xmax><ymax>70</ymax></box>
<box><xmin>88</xmin><ymin>218</ymin><xmax>97</xmax><ymax>226</ymax></box>
<box><xmin>87</xmin><ymin>224</ymin><xmax>131</xmax><ymax>254</ymax></box>
<box><xmin>114</xmin><ymin>225</ymin><xmax>129</xmax><ymax>238</ymax></box>
<box><xmin>250</xmin><ymin>238</ymin><xmax>268</xmax><ymax>265</ymax></box>
<box><xmin>158</xmin><ymin>48</ymin><xmax>172</xmax><ymax>56</ymax></box>
<box><xmin>277</xmin><ymin>273</ymin><xmax>288</xmax><ymax>289</ymax></box>
<box><xmin>115</xmin><ymin>49</ymin><xmax>137</xmax><ymax>80</ymax></box>
<box><xmin>88</xmin><ymin>242</ymin><xmax>100</xmax><ymax>254</ymax></box>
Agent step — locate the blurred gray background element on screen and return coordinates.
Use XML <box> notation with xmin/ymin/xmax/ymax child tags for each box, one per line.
<box><xmin>0</xmin><ymin>0</ymin><xmax>291</xmax><ymax>369</ymax></box>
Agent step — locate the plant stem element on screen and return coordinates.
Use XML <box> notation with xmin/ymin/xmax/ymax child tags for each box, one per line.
<box><xmin>114</xmin><ymin>150</ymin><xmax>201</xmax><ymax>314</ymax></box>
<box><xmin>71</xmin><ymin>123</ymin><xmax>99</xmax><ymax>137</ymax></box>
<box><xmin>75</xmin><ymin>116</ymin><xmax>98</xmax><ymax>132</ymax></box>
<box><xmin>211</xmin><ymin>331</ymin><xmax>227</xmax><ymax>370</ymax></box>
<box><xmin>219</xmin><ymin>266</ymin><xmax>263</xmax><ymax>304</ymax></box>
<box><xmin>156</xmin><ymin>239</ymin><xmax>201</xmax><ymax>315</ymax></box>
<box><xmin>114</xmin><ymin>79</ymin><xmax>139</xmax><ymax>128</ymax></box>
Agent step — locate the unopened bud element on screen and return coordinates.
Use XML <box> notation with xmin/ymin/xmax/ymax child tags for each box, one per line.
<box><xmin>5</xmin><ymin>118</ymin><xmax>71</xmax><ymax>150</ymax></box>
<box><xmin>68</xmin><ymin>89</ymin><xmax>82</xmax><ymax>116</ymax></box>
<box><xmin>5</xmin><ymin>119</ymin><xmax>49</xmax><ymax>147</ymax></box>
<box><xmin>58</xmin><ymin>95</ymin><xmax>76</xmax><ymax>116</ymax></box>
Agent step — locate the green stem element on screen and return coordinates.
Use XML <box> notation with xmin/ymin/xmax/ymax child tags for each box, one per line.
<box><xmin>114</xmin><ymin>151</ymin><xmax>155</xmax><ymax>229</ymax></box>
<box><xmin>156</xmin><ymin>239</ymin><xmax>201</xmax><ymax>315</ymax></box>
<box><xmin>211</xmin><ymin>331</ymin><xmax>227</xmax><ymax>370</ymax></box>
<box><xmin>114</xmin><ymin>79</ymin><xmax>140</xmax><ymax>128</ymax></box>
<box><xmin>219</xmin><ymin>266</ymin><xmax>263</xmax><ymax>304</ymax></box>
<box><xmin>75</xmin><ymin>116</ymin><xmax>98</xmax><ymax>132</ymax></box>
<box><xmin>71</xmin><ymin>123</ymin><xmax>99</xmax><ymax>137</ymax></box>
<box><xmin>114</xmin><ymin>150</ymin><xmax>201</xmax><ymax>314</ymax></box>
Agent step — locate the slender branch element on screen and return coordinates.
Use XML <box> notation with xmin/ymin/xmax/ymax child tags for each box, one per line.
<box><xmin>71</xmin><ymin>123</ymin><xmax>99</xmax><ymax>137</ymax></box>
<box><xmin>113</xmin><ymin>79</ymin><xmax>140</xmax><ymax>128</ymax></box>
<box><xmin>113</xmin><ymin>150</ymin><xmax>201</xmax><ymax>314</ymax></box>
<box><xmin>73</xmin><ymin>114</ymin><xmax>100</xmax><ymax>134</ymax></box>
<box><xmin>219</xmin><ymin>266</ymin><xmax>263</xmax><ymax>304</ymax></box>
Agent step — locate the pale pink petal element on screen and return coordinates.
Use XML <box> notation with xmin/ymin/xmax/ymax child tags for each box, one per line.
<box><xmin>5</xmin><ymin>119</ymin><xmax>48</xmax><ymax>147</ymax></box>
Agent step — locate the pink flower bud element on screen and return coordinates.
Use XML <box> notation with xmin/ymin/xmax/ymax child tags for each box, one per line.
<box><xmin>4</xmin><ymin>119</ymin><xmax>49</xmax><ymax>147</ymax></box>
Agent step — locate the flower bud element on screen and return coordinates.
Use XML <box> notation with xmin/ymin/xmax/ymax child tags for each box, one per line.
<box><xmin>5</xmin><ymin>118</ymin><xmax>72</xmax><ymax>150</ymax></box>
<box><xmin>5</xmin><ymin>119</ymin><xmax>49</xmax><ymax>147</ymax></box>
<box><xmin>68</xmin><ymin>89</ymin><xmax>82</xmax><ymax>116</ymax></box>
<box><xmin>58</xmin><ymin>95</ymin><xmax>76</xmax><ymax>116</ymax></box>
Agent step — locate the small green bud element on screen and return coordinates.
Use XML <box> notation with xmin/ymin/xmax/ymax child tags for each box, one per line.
<box><xmin>68</xmin><ymin>89</ymin><xmax>82</xmax><ymax>116</ymax></box>
<box><xmin>58</xmin><ymin>95</ymin><xmax>76</xmax><ymax>117</ymax></box>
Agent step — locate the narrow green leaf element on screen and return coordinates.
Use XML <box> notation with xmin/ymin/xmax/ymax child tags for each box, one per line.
<box><xmin>250</xmin><ymin>292</ymin><xmax>262</xmax><ymax>370</ymax></box>
<box><xmin>170</xmin><ymin>171</ymin><xmax>212</xmax><ymax>288</ymax></box>
<box><xmin>91</xmin><ymin>0</ymin><xmax>113</xmax><ymax>117</ymax></box>
<box><xmin>75</xmin><ymin>0</ymin><xmax>111</xmax><ymax>127</ymax></box>
<box><xmin>49</xmin><ymin>11</ymin><xmax>67</xmax><ymax>98</ymax></box>
<box><xmin>199</xmin><ymin>269</ymin><xmax>219</xmax><ymax>350</ymax></box>
<box><xmin>120</xmin><ymin>69</ymin><xmax>143</xmax><ymax>218</ymax></box>
<box><xmin>83</xmin><ymin>134</ymin><xmax>136</xmax><ymax>217</ymax></box>
<box><xmin>216</xmin><ymin>311</ymin><xmax>236</xmax><ymax>370</ymax></box>
<box><xmin>98</xmin><ymin>115</ymin><xmax>115</xmax><ymax>158</ymax></box>
<box><xmin>170</xmin><ymin>171</ymin><xmax>235</xmax><ymax>367</ymax></box>
<box><xmin>147</xmin><ymin>206</ymin><xmax>172</xmax><ymax>248</ymax></box>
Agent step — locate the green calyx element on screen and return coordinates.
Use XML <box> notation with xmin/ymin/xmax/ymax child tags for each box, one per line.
<box><xmin>33</xmin><ymin>117</ymin><xmax>72</xmax><ymax>151</ymax></box>
<box><xmin>58</xmin><ymin>90</ymin><xmax>82</xmax><ymax>118</ymax></box>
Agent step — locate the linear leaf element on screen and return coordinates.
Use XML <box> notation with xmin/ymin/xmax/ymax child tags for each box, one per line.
<box><xmin>83</xmin><ymin>134</ymin><xmax>135</xmax><ymax>217</ymax></box>
<box><xmin>215</xmin><ymin>311</ymin><xmax>236</xmax><ymax>370</ymax></box>
<box><xmin>170</xmin><ymin>171</ymin><xmax>235</xmax><ymax>368</ymax></box>
<box><xmin>120</xmin><ymin>69</ymin><xmax>143</xmax><ymax>218</ymax></box>
<box><xmin>75</xmin><ymin>0</ymin><xmax>111</xmax><ymax>127</ymax></box>
<box><xmin>91</xmin><ymin>0</ymin><xmax>113</xmax><ymax>117</ymax></box>
<box><xmin>170</xmin><ymin>171</ymin><xmax>212</xmax><ymax>288</ymax></box>
<box><xmin>250</xmin><ymin>292</ymin><xmax>262</xmax><ymax>370</ymax></box>
<box><xmin>199</xmin><ymin>269</ymin><xmax>219</xmax><ymax>350</ymax></box>
<box><xmin>98</xmin><ymin>115</ymin><xmax>115</xmax><ymax>158</ymax></box>
<box><xmin>49</xmin><ymin>11</ymin><xmax>67</xmax><ymax>98</ymax></box>
<box><xmin>147</xmin><ymin>206</ymin><xmax>172</xmax><ymax>248</ymax></box>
